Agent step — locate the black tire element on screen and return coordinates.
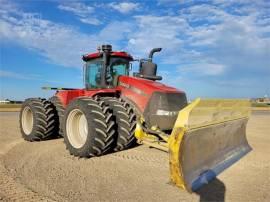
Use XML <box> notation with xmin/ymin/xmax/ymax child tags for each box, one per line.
<box><xmin>102</xmin><ymin>97</ymin><xmax>137</xmax><ymax>151</ymax></box>
<box><xmin>19</xmin><ymin>98</ymin><xmax>58</xmax><ymax>141</ymax></box>
<box><xmin>63</xmin><ymin>97</ymin><xmax>116</xmax><ymax>157</ymax></box>
<box><xmin>49</xmin><ymin>96</ymin><xmax>65</xmax><ymax>137</ymax></box>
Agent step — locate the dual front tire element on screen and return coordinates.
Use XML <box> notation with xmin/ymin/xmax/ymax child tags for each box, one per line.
<box><xmin>63</xmin><ymin>98</ymin><xmax>116</xmax><ymax>157</ymax></box>
<box><xmin>101</xmin><ymin>97</ymin><xmax>137</xmax><ymax>151</ymax></box>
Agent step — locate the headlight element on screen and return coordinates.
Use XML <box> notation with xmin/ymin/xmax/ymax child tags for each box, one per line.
<box><xmin>156</xmin><ymin>109</ymin><xmax>179</xmax><ymax>116</ymax></box>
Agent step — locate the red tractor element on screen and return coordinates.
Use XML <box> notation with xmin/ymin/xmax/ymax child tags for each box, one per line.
<box><xmin>20</xmin><ymin>45</ymin><xmax>251</xmax><ymax>192</ymax></box>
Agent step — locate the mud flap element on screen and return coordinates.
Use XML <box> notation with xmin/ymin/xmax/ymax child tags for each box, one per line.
<box><xmin>168</xmin><ymin>98</ymin><xmax>251</xmax><ymax>192</ymax></box>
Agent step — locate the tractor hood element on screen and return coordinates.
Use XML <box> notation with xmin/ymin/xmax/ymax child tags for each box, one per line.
<box><xmin>118</xmin><ymin>76</ymin><xmax>188</xmax><ymax>130</ymax></box>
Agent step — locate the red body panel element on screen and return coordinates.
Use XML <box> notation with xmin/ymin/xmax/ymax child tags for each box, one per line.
<box><xmin>56</xmin><ymin>89</ymin><xmax>118</xmax><ymax>107</ymax></box>
<box><xmin>117</xmin><ymin>76</ymin><xmax>184</xmax><ymax>112</ymax></box>
<box><xmin>83</xmin><ymin>51</ymin><xmax>133</xmax><ymax>61</ymax></box>
<box><xmin>55</xmin><ymin>75</ymin><xmax>185</xmax><ymax>113</ymax></box>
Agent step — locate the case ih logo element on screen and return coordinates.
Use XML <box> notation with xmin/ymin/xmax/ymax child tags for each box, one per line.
<box><xmin>119</xmin><ymin>82</ymin><xmax>130</xmax><ymax>88</ymax></box>
<box><xmin>119</xmin><ymin>82</ymin><xmax>147</xmax><ymax>96</ymax></box>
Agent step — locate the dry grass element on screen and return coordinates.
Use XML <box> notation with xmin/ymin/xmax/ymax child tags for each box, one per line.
<box><xmin>251</xmin><ymin>102</ymin><xmax>270</xmax><ymax>107</ymax></box>
<box><xmin>252</xmin><ymin>107</ymin><xmax>270</xmax><ymax>111</ymax></box>
<box><xmin>0</xmin><ymin>104</ymin><xmax>21</xmax><ymax>112</ymax></box>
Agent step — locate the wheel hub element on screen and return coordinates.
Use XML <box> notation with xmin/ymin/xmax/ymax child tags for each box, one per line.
<box><xmin>66</xmin><ymin>109</ymin><xmax>88</xmax><ymax>148</ymax></box>
<box><xmin>21</xmin><ymin>106</ymin><xmax>34</xmax><ymax>135</ymax></box>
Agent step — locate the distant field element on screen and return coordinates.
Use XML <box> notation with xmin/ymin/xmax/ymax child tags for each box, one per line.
<box><xmin>0</xmin><ymin>104</ymin><xmax>22</xmax><ymax>108</ymax></box>
<box><xmin>0</xmin><ymin>104</ymin><xmax>22</xmax><ymax>112</ymax></box>
<box><xmin>251</xmin><ymin>102</ymin><xmax>270</xmax><ymax>107</ymax></box>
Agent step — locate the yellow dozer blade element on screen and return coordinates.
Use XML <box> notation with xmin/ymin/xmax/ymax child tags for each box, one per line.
<box><xmin>168</xmin><ymin>98</ymin><xmax>251</xmax><ymax>192</ymax></box>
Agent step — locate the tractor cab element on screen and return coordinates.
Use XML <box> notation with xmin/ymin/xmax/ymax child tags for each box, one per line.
<box><xmin>82</xmin><ymin>45</ymin><xmax>133</xmax><ymax>89</ymax></box>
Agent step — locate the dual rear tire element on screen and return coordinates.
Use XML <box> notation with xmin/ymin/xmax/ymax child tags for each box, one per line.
<box><xmin>20</xmin><ymin>98</ymin><xmax>58</xmax><ymax>141</ymax></box>
<box><xmin>49</xmin><ymin>96</ymin><xmax>65</xmax><ymax>137</ymax></box>
<box><xmin>20</xmin><ymin>96</ymin><xmax>137</xmax><ymax>157</ymax></box>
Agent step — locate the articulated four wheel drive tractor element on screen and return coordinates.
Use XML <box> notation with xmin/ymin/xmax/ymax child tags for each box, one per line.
<box><xmin>20</xmin><ymin>45</ymin><xmax>251</xmax><ymax>192</ymax></box>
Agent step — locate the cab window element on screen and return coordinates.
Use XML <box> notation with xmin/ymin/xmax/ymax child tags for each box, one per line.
<box><xmin>106</xmin><ymin>58</ymin><xmax>129</xmax><ymax>86</ymax></box>
<box><xmin>85</xmin><ymin>57</ymin><xmax>130</xmax><ymax>89</ymax></box>
<box><xmin>85</xmin><ymin>60</ymin><xmax>103</xmax><ymax>89</ymax></box>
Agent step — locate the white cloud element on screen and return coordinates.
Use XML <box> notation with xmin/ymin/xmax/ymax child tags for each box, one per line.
<box><xmin>180</xmin><ymin>4</ymin><xmax>227</xmax><ymax>23</ymax></box>
<box><xmin>125</xmin><ymin>2</ymin><xmax>270</xmax><ymax>77</ymax></box>
<box><xmin>79</xmin><ymin>17</ymin><xmax>101</xmax><ymax>25</ymax></box>
<box><xmin>0</xmin><ymin>3</ymin><xmax>132</xmax><ymax>68</ymax></box>
<box><xmin>58</xmin><ymin>3</ymin><xmax>94</xmax><ymax>17</ymax></box>
<box><xmin>58</xmin><ymin>2</ymin><xmax>101</xmax><ymax>25</ymax></box>
<box><xmin>0</xmin><ymin>70</ymin><xmax>59</xmax><ymax>83</ymax></box>
<box><xmin>0</xmin><ymin>15</ymin><xmax>90</xmax><ymax>67</ymax></box>
<box><xmin>127</xmin><ymin>15</ymin><xmax>188</xmax><ymax>57</ymax></box>
<box><xmin>99</xmin><ymin>21</ymin><xmax>133</xmax><ymax>42</ymax></box>
<box><xmin>109</xmin><ymin>2</ymin><xmax>139</xmax><ymax>14</ymax></box>
<box><xmin>179</xmin><ymin>63</ymin><xmax>226</xmax><ymax>76</ymax></box>
<box><xmin>0</xmin><ymin>0</ymin><xmax>269</xmax><ymax>84</ymax></box>
<box><xmin>183</xmin><ymin>6</ymin><xmax>270</xmax><ymax>73</ymax></box>
<box><xmin>0</xmin><ymin>70</ymin><xmax>33</xmax><ymax>80</ymax></box>
<box><xmin>126</xmin><ymin>15</ymin><xmax>227</xmax><ymax>78</ymax></box>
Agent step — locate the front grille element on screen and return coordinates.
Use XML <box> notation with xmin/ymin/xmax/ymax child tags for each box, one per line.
<box><xmin>143</xmin><ymin>92</ymin><xmax>187</xmax><ymax>130</ymax></box>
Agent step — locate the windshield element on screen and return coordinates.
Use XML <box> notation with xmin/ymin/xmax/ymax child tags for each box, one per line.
<box><xmin>85</xmin><ymin>57</ymin><xmax>129</xmax><ymax>89</ymax></box>
<box><xmin>85</xmin><ymin>59</ymin><xmax>103</xmax><ymax>89</ymax></box>
<box><xmin>106</xmin><ymin>58</ymin><xmax>129</xmax><ymax>86</ymax></box>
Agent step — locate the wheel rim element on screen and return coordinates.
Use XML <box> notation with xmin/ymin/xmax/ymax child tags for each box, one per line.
<box><xmin>66</xmin><ymin>109</ymin><xmax>88</xmax><ymax>148</ymax></box>
<box><xmin>21</xmin><ymin>106</ymin><xmax>34</xmax><ymax>135</ymax></box>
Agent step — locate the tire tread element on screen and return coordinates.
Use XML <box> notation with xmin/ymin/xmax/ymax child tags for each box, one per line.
<box><xmin>63</xmin><ymin>97</ymin><xmax>116</xmax><ymax>157</ymax></box>
<box><xmin>20</xmin><ymin>98</ymin><xmax>57</xmax><ymax>141</ymax></box>
<box><xmin>49</xmin><ymin>96</ymin><xmax>65</xmax><ymax>137</ymax></box>
<box><xmin>102</xmin><ymin>97</ymin><xmax>137</xmax><ymax>151</ymax></box>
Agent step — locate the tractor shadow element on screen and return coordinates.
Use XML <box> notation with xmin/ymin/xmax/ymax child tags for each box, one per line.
<box><xmin>195</xmin><ymin>178</ymin><xmax>226</xmax><ymax>202</ymax></box>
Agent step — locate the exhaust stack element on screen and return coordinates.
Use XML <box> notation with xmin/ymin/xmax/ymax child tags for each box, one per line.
<box><xmin>148</xmin><ymin>48</ymin><xmax>162</xmax><ymax>61</ymax></box>
<box><xmin>134</xmin><ymin>48</ymin><xmax>163</xmax><ymax>81</ymax></box>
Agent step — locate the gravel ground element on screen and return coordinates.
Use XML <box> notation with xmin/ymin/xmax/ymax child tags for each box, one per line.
<box><xmin>0</xmin><ymin>111</ymin><xmax>269</xmax><ymax>202</ymax></box>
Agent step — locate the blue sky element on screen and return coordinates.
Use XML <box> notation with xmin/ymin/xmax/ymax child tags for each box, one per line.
<box><xmin>0</xmin><ymin>0</ymin><xmax>269</xmax><ymax>100</ymax></box>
